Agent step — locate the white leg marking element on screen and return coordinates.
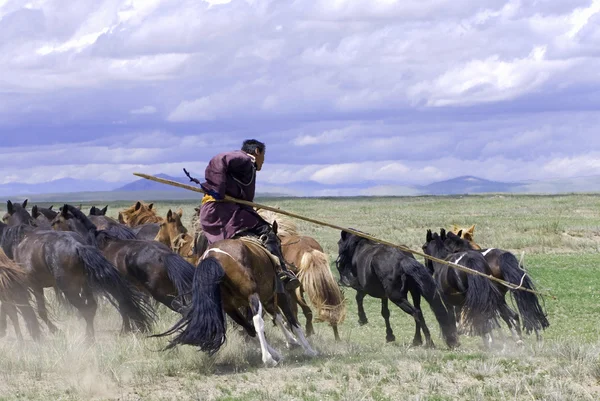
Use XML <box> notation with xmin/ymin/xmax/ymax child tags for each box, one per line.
<box><xmin>252</xmin><ymin>300</ymin><xmax>277</xmax><ymax>367</ymax></box>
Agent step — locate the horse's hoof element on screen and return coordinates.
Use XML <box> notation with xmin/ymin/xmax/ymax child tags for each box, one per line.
<box><xmin>358</xmin><ymin>319</ymin><xmax>368</xmax><ymax>326</ymax></box>
<box><xmin>386</xmin><ymin>335</ymin><xmax>396</xmax><ymax>343</ymax></box>
<box><xmin>264</xmin><ymin>356</ymin><xmax>278</xmax><ymax>367</ymax></box>
<box><xmin>424</xmin><ymin>342</ymin><xmax>436</xmax><ymax>349</ymax></box>
<box><xmin>305</xmin><ymin>348</ymin><xmax>318</xmax><ymax>357</ymax></box>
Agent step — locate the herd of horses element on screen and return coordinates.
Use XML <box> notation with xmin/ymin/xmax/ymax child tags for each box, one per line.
<box><xmin>0</xmin><ymin>199</ymin><xmax>549</xmax><ymax>367</ymax></box>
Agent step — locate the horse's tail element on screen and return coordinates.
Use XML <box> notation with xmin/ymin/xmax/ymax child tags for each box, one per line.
<box><xmin>53</xmin><ymin>285</ymin><xmax>71</xmax><ymax>310</ymax></box>
<box><xmin>76</xmin><ymin>245</ymin><xmax>156</xmax><ymax>332</ymax></box>
<box><xmin>461</xmin><ymin>254</ymin><xmax>503</xmax><ymax>336</ymax></box>
<box><xmin>164</xmin><ymin>253</ymin><xmax>195</xmax><ymax>305</ymax></box>
<box><xmin>154</xmin><ymin>256</ymin><xmax>226</xmax><ymax>354</ymax></box>
<box><xmin>499</xmin><ymin>252</ymin><xmax>549</xmax><ymax>334</ymax></box>
<box><xmin>297</xmin><ymin>250</ymin><xmax>347</xmax><ymax>326</ymax></box>
<box><xmin>400</xmin><ymin>257</ymin><xmax>459</xmax><ymax>348</ymax></box>
<box><xmin>0</xmin><ymin>251</ymin><xmax>41</xmax><ymax>340</ymax></box>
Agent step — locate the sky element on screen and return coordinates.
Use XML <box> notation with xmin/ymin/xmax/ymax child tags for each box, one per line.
<box><xmin>1</xmin><ymin>0</ymin><xmax>600</xmax><ymax>195</ymax></box>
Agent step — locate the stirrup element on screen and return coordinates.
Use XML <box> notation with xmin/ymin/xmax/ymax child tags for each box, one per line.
<box><xmin>278</xmin><ymin>272</ymin><xmax>301</xmax><ymax>291</ymax></box>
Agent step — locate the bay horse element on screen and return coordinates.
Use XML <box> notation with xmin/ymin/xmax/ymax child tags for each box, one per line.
<box><xmin>336</xmin><ymin>230</ymin><xmax>459</xmax><ymax>348</ymax></box>
<box><xmin>0</xmin><ymin>202</ymin><xmax>155</xmax><ymax>341</ymax></box>
<box><xmin>422</xmin><ymin>229</ymin><xmax>503</xmax><ymax>349</ymax></box>
<box><xmin>155</xmin><ymin>222</ymin><xmax>318</xmax><ymax>367</ymax></box>
<box><xmin>0</xmin><ymin>248</ymin><xmax>41</xmax><ymax>341</ymax></box>
<box><xmin>446</xmin><ymin>227</ymin><xmax>549</xmax><ymax>342</ymax></box>
<box><xmin>51</xmin><ymin>205</ymin><xmax>195</xmax><ymax>317</ymax></box>
<box><xmin>257</xmin><ymin>209</ymin><xmax>346</xmax><ymax>341</ymax></box>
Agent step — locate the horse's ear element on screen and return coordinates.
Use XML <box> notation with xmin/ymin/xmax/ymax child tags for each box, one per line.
<box><xmin>32</xmin><ymin>205</ymin><xmax>39</xmax><ymax>218</ymax></box>
<box><xmin>166</xmin><ymin>209</ymin><xmax>173</xmax><ymax>222</ymax></box>
<box><xmin>135</xmin><ymin>201</ymin><xmax>142</xmax><ymax>211</ymax></box>
<box><xmin>457</xmin><ymin>230</ymin><xmax>463</xmax><ymax>238</ymax></box>
<box><xmin>22</xmin><ymin>199</ymin><xmax>28</xmax><ymax>209</ymax></box>
<box><xmin>101</xmin><ymin>206</ymin><xmax>108</xmax><ymax>215</ymax></box>
<box><xmin>467</xmin><ymin>224</ymin><xmax>475</xmax><ymax>235</ymax></box>
<box><xmin>61</xmin><ymin>204</ymin><xmax>69</xmax><ymax>217</ymax></box>
<box><xmin>118</xmin><ymin>212</ymin><xmax>125</xmax><ymax>224</ymax></box>
<box><xmin>176</xmin><ymin>208</ymin><xmax>183</xmax><ymax>218</ymax></box>
<box><xmin>148</xmin><ymin>203</ymin><xmax>154</xmax><ymax>210</ymax></box>
<box><xmin>77</xmin><ymin>204</ymin><xmax>82</xmax><ymax>210</ymax></box>
<box><xmin>48</xmin><ymin>205</ymin><xmax>53</xmax><ymax>210</ymax></box>
<box><xmin>272</xmin><ymin>220</ymin><xmax>278</xmax><ymax>234</ymax></box>
<box><xmin>426</xmin><ymin>229</ymin><xmax>432</xmax><ymax>242</ymax></box>
<box><xmin>440</xmin><ymin>228</ymin><xmax>446</xmax><ymax>241</ymax></box>
<box><xmin>7</xmin><ymin>200</ymin><xmax>13</xmax><ymax>214</ymax></box>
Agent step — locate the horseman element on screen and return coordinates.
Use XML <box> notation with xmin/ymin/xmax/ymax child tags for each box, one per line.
<box><xmin>197</xmin><ymin>139</ymin><xmax>301</xmax><ymax>292</ymax></box>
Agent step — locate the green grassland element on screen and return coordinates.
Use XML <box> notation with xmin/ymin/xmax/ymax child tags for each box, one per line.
<box><xmin>1</xmin><ymin>194</ymin><xmax>600</xmax><ymax>400</ymax></box>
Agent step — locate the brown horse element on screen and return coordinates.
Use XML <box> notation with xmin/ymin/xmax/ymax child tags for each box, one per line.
<box><xmin>1</xmin><ymin>201</ymin><xmax>155</xmax><ymax>341</ymax></box>
<box><xmin>155</xmin><ymin>209</ymin><xmax>202</xmax><ymax>266</ymax></box>
<box><xmin>446</xmin><ymin>226</ymin><xmax>549</xmax><ymax>342</ymax></box>
<box><xmin>257</xmin><ymin>209</ymin><xmax>346</xmax><ymax>341</ymax></box>
<box><xmin>51</xmin><ymin>205</ymin><xmax>195</xmax><ymax>317</ymax></box>
<box><xmin>0</xmin><ymin>248</ymin><xmax>41</xmax><ymax>341</ymax></box>
<box><xmin>119</xmin><ymin>202</ymin><xmax>162</xmax><ymax>240</ymax></box>
<box><xmin>155</xmin><ymin>223</ymin><xmax>318</xmax><ymax>367</ymax></box>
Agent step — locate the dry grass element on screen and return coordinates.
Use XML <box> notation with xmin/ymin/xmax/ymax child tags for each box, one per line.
<box><xmin>0</xmin><ymin>194</ymin><xmax>599</xmax><ymax>400</ymax></box>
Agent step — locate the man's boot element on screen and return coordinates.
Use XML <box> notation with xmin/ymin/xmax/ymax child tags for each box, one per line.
<box><xmin>260</xmin><ymin>232</ymin><xmax>301</xmax><ymax>292</ymax></box>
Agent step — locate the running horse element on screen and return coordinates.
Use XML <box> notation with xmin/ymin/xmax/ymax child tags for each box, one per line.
<box><xmin>1</xmin><ymin>200</ymin><xmax>155</xmax><ymax>341</ymax></box>
<box><xmin>155</xmin><ymin>221</ymin><xmax>318</xmax><ymax>367</ymax></box>
<box><xmin>422</xmin><ymin>229</ymin><xmax>503</xmax><ymax>349</ymax></box>
<box><xmin>446</xmin><ymin>226</ymin><xmax>549</xmax><ymax>342</ymax></box>
<box><xmin>257</xmin><ymin>209</ymin><xmax>346</xmax><ymax>341</ymax></box>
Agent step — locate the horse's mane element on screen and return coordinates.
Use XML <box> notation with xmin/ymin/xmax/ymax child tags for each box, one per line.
<box><xmin>65</xmin><ymin>204</ymin><xmax>136</xmax><ymax>245</ymax></box>
<box><xmin>256</xmin><ymin>209</ymin><xmax>298</xmax><ymax>237</ymax></box>
<box><xmin>335</xmin><ymin>230</ymin><xmax>367</xmax><ymax>271</ymax></box>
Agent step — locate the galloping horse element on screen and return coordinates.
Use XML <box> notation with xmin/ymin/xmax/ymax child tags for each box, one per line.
<box><xmin>422</xmin><ymin>229</ymin><xmax>503</xmax><ymax>349</ymax></box>
<box><xmin>336</xmin><ymin>230</ymin><xmax>459</xmax><ymax>348</ymax></box>
<box><xmin>155</xmin><ymin>221</ymin><xmax>318</xmax><ymax>367</ymax></box>
<box><xmin>257</xmin><ymin>209</ymin><xmax>346</xmax><ymax>341</ymax></box>
<box><xmin>447</xmin><ymin>226</ymin><xmax>549</xmax><ymax>342</ymax></box>
<box><xmin>1</xmin><ymin>201</ymin><xmax>155</xmax><ymax>341</ymax></box>
<box><xmin>51</xmin><ymin>205</ymin><xmax>195</xmax><ymax>316</ymax></box>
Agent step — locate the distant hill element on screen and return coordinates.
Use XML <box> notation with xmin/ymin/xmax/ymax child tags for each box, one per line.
<box><xmin>3</xmin><ymin>173</ymin><xmax>600</xmax><ymax>201</ymax></box>
<box><xmin>419</xmin><ymin>176</ymin><xmax>522</xmax><ymax>195</ymax></box>
<box><xmin>113</xmin><ymin>174</ymin><xmax>190</xmax><ymax>192</ymax></box>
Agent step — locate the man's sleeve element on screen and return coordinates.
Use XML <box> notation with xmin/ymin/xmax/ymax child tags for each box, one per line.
<box><xmin>204</xmin><ymin>154</ymin><xmax>229</xmax><ymax>198</ymax></box>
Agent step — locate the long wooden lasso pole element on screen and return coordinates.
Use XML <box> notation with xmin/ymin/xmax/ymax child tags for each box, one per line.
<box><xmin>132</xmin><ymin>172</ymin><xmax>556</xmax><ymax>299</ymax></box>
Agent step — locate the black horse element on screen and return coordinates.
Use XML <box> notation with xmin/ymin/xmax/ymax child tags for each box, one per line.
<box><xmin>336</xmin><ymin>230</ymin><xmax>459</xmax><ymax>348</ymax></box>
<box><xmin>51</xmin><ymin>205</ymin><xmax>195</xmax><ymax>316</ymax></box>
<box><xmin>0</xmin><ymin>201</ymin><xmax>155</xmax><ymax>341</ymax></box>
<box><xmin>443</xmin><ymin>229</ymin><xmax>549</xmax><ymax>343</ymax></box>
<box><xmin>422</xmin><ymin>229</ymin><xmax>505</xmax><ymax>349</ymax></box>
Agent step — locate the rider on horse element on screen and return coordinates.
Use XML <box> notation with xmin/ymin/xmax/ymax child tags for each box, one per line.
<box><xmin>197</xmin><ymin>139</ymin><xmax>301</xmax><ymax>292</ymax></box>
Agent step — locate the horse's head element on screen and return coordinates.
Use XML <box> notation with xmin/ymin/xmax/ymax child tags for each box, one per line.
<box><xmin>89</xmin><ymin>205</ymin><xmax>108</xmax><ymax>216</ymax></box>
<box><xmin>444</xmin><ymin>230</ymin><xmax>476</xmax><ymax>253</ymax></box>
<box><xmin>4</xmin><ymin>199</ymin><xmax>36</xmax><ymax>226</ymax></box>
<box><xmin>422</xmin><ymin>229</ymin><xmax>449</xmax><ymax>273</ymax></box>
<box><xmin>121</xmin><ymin>201</ymin><xmax>161</xmax><ymax>226</ymax></box>
<box><xmin>450</xmin><ymin>224</ymin><xmax>480</xmax><ymax>248</ymax></box>
<box><xmin>50</xmin><ymin>204</ymin><xmax>94</xmax><ymax>237</ymax></box>
<box><xmin>155</xmin><ymin>208</ymin><xmax>186</xmax><ymax>247</ymax></box>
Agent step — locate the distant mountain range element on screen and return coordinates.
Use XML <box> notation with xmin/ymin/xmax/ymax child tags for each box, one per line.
<box><xmin>2</xmin><ymin>173</ymin><xmax>600</xmax><ymax>202</ymax></box>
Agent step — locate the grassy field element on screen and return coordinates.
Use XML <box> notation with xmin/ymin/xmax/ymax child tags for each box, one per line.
<box><xmin>1</xmin><ymin>194</ymin><xmax>600</xmax><ymax>400</ymax></box>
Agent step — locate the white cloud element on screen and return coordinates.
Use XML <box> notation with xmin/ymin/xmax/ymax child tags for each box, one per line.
<box><xmin>130</xmin><ymin>105</ymin><xmax>157</xmax><ymax>114</ymax></box>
